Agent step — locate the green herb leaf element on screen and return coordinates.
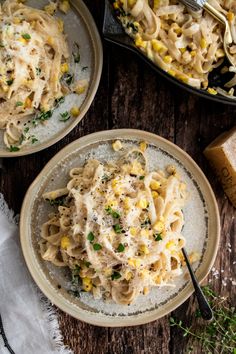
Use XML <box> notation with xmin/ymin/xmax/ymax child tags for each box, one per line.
<box><xmin>22</xmin><ymin>33</ymin><xmax>31</xmax><ymax>40</ymax></box>
<box><xmin>24</xmin><ymin>127</ymin><xmax>29</xmax><ymax>133</ymax></box>
<box><xmin>55</xmin><ymin>96</ymin><xmax>65</xmax><ymax>107</ymax></box>
<box><xmin>154</xmin><ymin>233</ymin><xmax>162</xmax><ymax>241</ymax></box>
<box><xmin>111</xmin><ymin>271</ymin><xmax>122</xmax><ymax>280</ymax></box>
<box><xmin>31</xmin><ymin>137</ymin><xmax>38</xmax><ymax>144</ymax></box>
<box><xmin>9</xmin><ymin>145</ymin><xmax>20</xmax><ymax>152</ymax></box>
<box><xmin>139</xmin><ymin>175</ymin><xmax>145</xmax><ymax>180</ymax></box>
<box><xmin>59</xmin><ymin>111</ymin><xmax>70</xmax><ymax>122</ymax></box>
<box><xmin>84</xmin><ymin>261</ymin><xmax>91</xmax><ymax>268</ymax></box>
<box><xmin>72</xmin><ymin>42</ymin><xmax>80</xmax><ymax>63</ymax></box>
<box><xmin>33</xmin><ymin>110</ymin><xmax>53</xmax><ymax>126</ymax></box>
<box><xmin>117</xmin><ymin>243</ymin><xmax>125</xmax><ymax>252</ymax></box>
<box><xmin>87</xmin><ymin>232</ymin><xmax>94</xmax><ymax>243</ymax></box>
<box><xmin>6</xmin><ymin>79</ymin><xmax>13</xmax><ymax>86</ymax></box>
<box><xmin>63</xmin><ymin>73</ymin><xmax>74</xmax><ymax>85</ymax></box>
<box><xmin>36</xmin><ymin>67</ymin><xmax>41</xmax><ymax>75</ymax></box>
<box><xmin>46</xmin><ymin>196</ymin><xmax>66</xmax><ymax>206</ymax></box>
<box><xmin>16</xmin><ymin>101</ymin><xmax>23</xmax><ymax>107</ymax></box>
<box><xmin>105</xmin><ymin>206</ymin><xmax>120</xmax><ymax>219</ymax></box>
<box><xmin>93</xmin><ymin>243</ymin><xmax>102</xmax><ymax>251</ymax></box>
<box><xmin>113</xmin><ymin>224</ymin><xmax>123</xmax><ymax>234</ymax></box>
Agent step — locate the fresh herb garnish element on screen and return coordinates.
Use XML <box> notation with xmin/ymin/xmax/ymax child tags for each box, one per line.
<box><xmin>101</xmin><ymin>174</ymin><xmax>109</xmax><ymax>181</ymax></box>
<box><xmin>170</xmin><ymin>286</ymin><xmax>236</xmax><ymax>354</ymax></box>
<box><xmin>6</xmin><ymin>79</ymin><xmax>13</xmax><ymax>86</ymax></box>
<box><xmin>31</xmin><ymin>137</ymin><xmax>38</xmax><ymax>144</ymax></box>
<box><xmin>55</xmin><ymin>96</ymin><xmax>65</xmax><ymax>107</ymax></box>
<box><xmin>87</xmin><ymin>232</ymin><xmax>94</xmax><ymax>243</ymax></box>
<box><xmin>113</xmin><ymin>224</ymin><xmax>123</xmax><ymax>234</ymax></box>
<box><xmin>16</xmin><ymin>101</ymin><xmax>23</xmax><ymax>107</ymax></box>
<box><xmin>59</xmin><ymin>111</ymin><xmax>70</xmax><ymax>122</ymax></box>
<box><xmin>24</xmin><ymin>127</ymin><xmax>29</xmax><ymax>133</ymax></box>
<box><xmin>139</xmin><ymin>175</ymin><xmax>145</xmax><ymax>180</ymax></box>
<box><xmin>141</xmin><ymin>219</ymin><xmax>151</xmax><ymax>228</ymax></box>
<box><xmin>33</xmin><ymin>110</ymin><xmax>53</xmax><ymax>126</ymax></box>
<box><xmin>154</xmin><ymin>233</ymin><xmax>162</xmax><ymax>241</ymax></box>
<box><xmin>71</xmin><ymin>265</ymin><xmax>81</xmax><ymax>285</ymax></box>
<box><xmin>127</xmin><ymin>22</ymin><xmax>138</xmax><ymax>33</ymax></box>
<box><xmin>84</xmin><ymin>261</ymin><xmax>91</xmax><ymax>268</ymax></box>
<box><xmin>111</xmin><ymin>271</ymin><xmax>122</xmax><ymax>280</ymax></box>
<box><xmin>82</xmin><ymin>66</ymin><xmax>88</xmax><ymax>71</ymax></box>
<box><xmin>36</xmin><ymin>67</ymin><xmax>41</xmax><ymax>75</ymax></box>
<box><xmin>72</xmin><ymin>42</ymin><xmax>80</xmax><ymax>63</ymax></box>
<box><xmin>105</xmin><ymin>206</ymin><xmax>120</xmax><ymax>219</ymax></box>
<box><xmin>93</xmin><ymin>243</ymin><xmax>102</xmax><ymax>251</ymax></box>
<box><xmin>22</xmin><ymin>33</ymin><xmax>31</xmax><ymax>40</ymax></box>
<box><xmin>63</xmin><ymin>73</ymin><xmax>74</xmax><ymax>85</ymax></box>
<box><xmin>46</xmin><ymin>196</ymin><xmax>66</xmax><ymax>206</ymax></box>
<box><xmin>9</xmin><ymin>145</ymin><xmax>20</xmax><ymax>152</ymax></box>
<box><xmin>117</xmin><ymin>243</ymin><xmax>125</xmax><ymax>253</ymax></box>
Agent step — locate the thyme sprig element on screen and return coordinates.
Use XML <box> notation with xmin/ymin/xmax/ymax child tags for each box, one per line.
<box><xmin>170</xmin><ymin>286</ymin><xmax>236</xmax><ymax>354</ymax></box>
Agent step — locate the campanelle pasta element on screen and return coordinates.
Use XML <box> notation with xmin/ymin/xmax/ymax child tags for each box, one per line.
<box><xmin>0</xmin><ymin>0</ymin><xmax>69</xmax><ymax>148</ymax></box>
<box><xmin>115</xmin><ymin>0</ymin><xmax>236</xmax><ymax>94</ymax></box>
<box><xmin>40</xmin><ymin>141</ymin><xmax>188</xmax><ymax>305</ymax></box>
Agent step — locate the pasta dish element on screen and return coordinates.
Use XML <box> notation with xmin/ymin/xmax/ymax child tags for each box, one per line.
<box><xmin>40</xmin><ymin>140</ymin><xmax>189</xmax><ymax>305</ymax></box>
<box><xmin>114</xmin><ymin>0</ymin><xmax>236</xmax><ymax>96</ymax></box>
<box><xmin>0</xmin><ymin>0</ymin><xmax>85</xmax><ymax>150</ymax></box>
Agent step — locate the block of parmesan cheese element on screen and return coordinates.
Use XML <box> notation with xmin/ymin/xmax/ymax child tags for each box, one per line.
<box><xmin>204</xmin><ymin>126</ymin><xmax>236</xmax><ymax>208</ymax></box>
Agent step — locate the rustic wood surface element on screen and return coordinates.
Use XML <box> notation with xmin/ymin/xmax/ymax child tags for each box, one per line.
<box><xmin>0</xmin><ymin>1</ymin><xmax>235</xmax><ymax>353</ymax></box>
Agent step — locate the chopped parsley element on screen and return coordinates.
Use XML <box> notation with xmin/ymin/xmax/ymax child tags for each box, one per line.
<box><xmin>16</xmin><ymin>101</ymin><xmax>23</xmax><ymax>107</ymax></box>
<box><xmin>139</xmin><ymin>175</ymin><xmax>145</xmax><ymax>180</ymax></box>
<box><xmin>55</xmin><ymin>96</ymin><xmax>65</xmax><ymax>106</ymax></box>
<box><xmin>71</xmin><ymin>265</ymin><xmax>81</xmax><ymax>285</ymax></box>
<box><xmin>113</xmin><ymin>224</ymin><xmax>123</xmax><ymax>234</ymax></box>
<box><xmin>105</xmin><ymin>206</ymin><xmax>120</xmax><ymax>219</ymax></box>
<box><xmin>93</xmin><ymin>243</ymin><xmax>102</xmax><ymax>251</ymax></box>
<box><xmin>141</xmin><ymin>218</ymin><xmax>151</xmax><ymax>228</ymax></box>
<box><xmin>36</xmin><ymin>67</ymin><xmax>41</xmax><ymax>76</ymax></box>
<box><xmin>154</xmin><ymin>233</ymin><xmax>162</xmax><ymax>241</ymax></box>
<box><xmin>72</xmin><ymin>42</ymin><xmax>80</xmax><ymax>63</ymax></box>
<box><xmin>59</xmin><ymin>111</ymin><xmax>70</xmax><ymax>122</ymax></box>
<box><xmin>6</xmin><ymin>79</ymin><xmax>13</xmax><ymax>86</ymax></box>
<box><xmin>127</xmin><ymin>22</ymin><xmax>138</xmax><ymax>33</ymax></box>
<box><xmin>111</xmin><ymin>271</ymin><xmax>122</xmax><ymax>280</ymax></box>
<box><xmin>117</xmin><ymin>243</ymin><xmax>125</xmax><ymax>253</ymax></box>
<box><xmin>33</xmin><ymin>110</ymin><xmax>53</xmax><ymax>126</ymax></box>
<box><xmin>45</xmin><ymin>196</ymin><xmax>66</xmax><ymax>206</ymax></box>
<box><xmin>31</xmin><ymin>136</ymin><xmax>38</xmax><ymax>144</ymax></box>
<box><xmin>9</xmin><ymin>145</ymin><xmax>20</xmax><ymax>152</ymax></box>
<box><xmin>101</xmin><ymin>174</ymin><xmax>109</xmax><ymax>181</ymax></box>
<box><xmin>84</xmin><ymin>261</ymin><xmax>91</xmax><ymax>268</ymax></box>
<box><xmin>87</xmin><ymin>232</ymin><xmax>95</xmax><ymax>243</ymax></box>
<box><xmin>24</xmin><ymin>127</ymin><xmax>29</xmax><ymax>134</ymax></box>
<box><xmin>63</xmin><ymin>73</ymin><xmax>74</xmax><ymax>85</ymax></box>
<box><xmin>22</xmin><ymin>33</ymin><xmax>31</xmax><ymax>40</ymax></box>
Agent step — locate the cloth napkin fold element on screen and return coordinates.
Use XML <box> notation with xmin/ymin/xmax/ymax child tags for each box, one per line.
<box><xmin>0</xmin><ymin>194</ymin><xmax>73</xmax><ymax>354</ymax></box>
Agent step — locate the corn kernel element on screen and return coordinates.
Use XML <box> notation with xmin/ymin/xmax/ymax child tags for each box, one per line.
<box><xmin>137</xmin><ymin>199</ymin><xmax>148</xmax><ymax>209</ymax></box>
<box><xmin>153</xmin><ymin>220</ymin><xmax>164</xmax><ymax>233</ymax></box>
<box><xmin>190</xmin><ymin>50</ymin><xmax>196</xmax><ymax>57</ymax></box>
<box><xmin>150</xmin><ymin>180</ymin><xmax>161</xmax><ymax>190</ymax></box>
<box><xmin>166</xmin><ymin>241</ymin><xmax>175</xmax><ymax>250</ymax></box>
<box><xmin>60</xmin><ymin>63</ymin><xmax>69</xmax><ymax>73</ymax></box>
<box><xmin>135</xmin><ymin>36</ymin><xmax>146</xmax><ymax>49</ymax></box>
<box><xmin>151</xmin><ymin>39</ymin><xmax>167</xmax><ymax>53</ymax></box>
<box><xmin>19</xmin><ymin>37</ymin><xmax>27</xmax><ymax>45</ymax></box>
<box><xmin>128</xmin><ymin>258</ymin><xmax>141</xmax><ymax>268</ymax></box>
<box><xmin>47</xmin><ymin>36</ymin><xmax>54</xmax><ymax>46</ymax></box>
<box><xmin>216</xmin><ymin>49</ymin><xmax>225</xmax><ymax>58</ymax></box>
<box><xmin>207</xmin><ymin>88</ymin><xmax>217</xmax><ymax>95</ymax></box>
<box><xmin>128</xmin><ymin>0</ymin><xmax>136</xmax><ymax>6</ymax></box>
<box><xmin>57</xmin><ymin>18</ymin><xmax>64</xmax><ymax>33</ymax></box>
<box><xmin>177</xmin><ymin>74</ymin><xmax>188</xmax><ymax>83</ymax></box>
<box><xmin>61</xmin><ymin>236</ymin><xmax>70</xmax><ymax>249</ymax></box>
<box><xmin>153</xmin><ymin>0</ymin><xmax>159</xmax><ymax>10</ymax></box>
<box><xmin>130</xmin><ymin>160</ymin><xmax>144</xmax><ymax>175</ymax></box>
<box><xmin>124</xmin><ymin>270</ymin><xmax>133</xmax><ymax>280</ymax></box>
<box><xmin>107</xmin><ymin>199</ymin><xmax>118</xmax><ymax>208</ymax></box>
<box><xmin>227</xmin><ymin>11</ymin><xmax>234</xmax><ymax>22</ymax></box>
<box><xmin>59</xmin><ymin>0</ymin><xmax>70</xmax><ymax>13</ymax></box>
<box><xmin>139</xmin><ymin>244</ymin><xmax>149</xmax><ymax>255</ymax></box>
<box><xmin>200</xmin><ymin>38</ymin><xmax>207</xmax><ymax>49</ymax></box>
<box><xmin>152</xmin><ymin>191</ymin><xmax>158</xmax><ymax>199</ymax></box>
<box><xmin>180</xmin><ymin>47</ymin><xmax>186</xmax><ymax>54</ymax></box>
<box><xmin>123</xmin><ymin>197</ymin><xmax>131</xmax><ymax>210</ymax></box>
<box><xmin>70</xmin><ymin>106</ymin><xmax>80</xmax><ymax>117</ymax></box>
<box><xmin>112</xmin><ymin>179</ymin><xmax>118</xmax><ymax>188</ymax></box>
<box><xmin>139</xmin><ymin>141</ymin><xmax>147</xmax><ymax>152</ymax></box>
<box><xmin>168</xmin><ymin>69</ymin><xmax>176</xmax><ymax>77</ymax></box>
<box><xmin>13</xmin><ymin>17</ymin><xmax>21</xmax><ymax>24</ymax></box>
<box><xmin>24</xmin><ymin>97</ymin><xmax>32</xmax><ymax>109</ymax></box>
<box><xmin>113</xmin><ymin>2</ymin><xmax>119</xmax><ymax>10</ymax></box>
<box><xmin>130</xmin><ymin>227</ymin><xmax>137</xmax><ymax>236</ymax></box>
<box><xmin>104</xmin><ymin>268</ymin><xmax>112</xmax><ymax>276</ymax></box>
<box><xmin>155</xmin><ymin>275</ymin><xmax>162</xmax><ymax>284</ymax></box>
<box><xmin>163</xmin><ymin>55</ymin><xmax>172</xmax><ymax>64</ymax></box>
<box><xmin>139</xmin><ymin>269</ymin><xmax>149</xmax><ymax>279</ymax></box>
<box><xmin>112</xmin><ymin>140</ymin><xmax>123</xmax><ymax>151</ymax></box>
<box><xmin>143</xmin><ymin>286</ymin><xmax>149</xmax><ymax>295</ymax></box>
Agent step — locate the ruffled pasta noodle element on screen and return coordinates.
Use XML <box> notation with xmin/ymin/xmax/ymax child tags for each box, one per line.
<box><xmin>40</xmin><ymin>141</ymin><xmax>189</xmax><ymax>305</ymax></box>
<box><xmin>0</xmin><ymin>0</ymin><xmax>69</xmax><ymax>148</ymax></box>
<box><xmin>115</xmin><ymin>0</ymin><xmax>236</xmax><ymax>94</ymax></box>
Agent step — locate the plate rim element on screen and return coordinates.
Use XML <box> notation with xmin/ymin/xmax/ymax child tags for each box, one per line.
<box><xmin>0</xmin><ymin>0</ymin><xmax>103</xmax><ymax>158</ymax></box>
<box><xmin>20</xmin><ymin>129</ymin><xmax>221</xmax><ymax>327</ymax></box>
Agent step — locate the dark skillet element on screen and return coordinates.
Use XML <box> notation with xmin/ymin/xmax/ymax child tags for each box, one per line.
<box><xmin>103</xmin><ymin>0</ymin><xmax>236</xmax><ymax>105</ymax></box>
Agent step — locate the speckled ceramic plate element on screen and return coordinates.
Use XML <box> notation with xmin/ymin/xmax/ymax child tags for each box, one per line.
<box><xmin>0</xmin><ymin>0</ymin><xmax>103</xmax><ymax>157</ymax></box>
<box><xmin>20</xmin><ymin>129</ymin><xmax>220</xmax><ymax>327</ymax></box>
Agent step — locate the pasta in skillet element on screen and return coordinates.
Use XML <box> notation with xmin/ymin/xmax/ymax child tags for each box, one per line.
<box><xmin>0</xmin><ymin>0</ymin><xmax>71</xmax><ymax>149</ymax></box>
<box><xmin>40</xmin><ymin>141</ymin><xmax>189</xmax><ymax>305</ymax></box>
<box><xmin>114</xmin><ymin>0</ymin><xmax>236</xmax><ymax>95</ymax></box>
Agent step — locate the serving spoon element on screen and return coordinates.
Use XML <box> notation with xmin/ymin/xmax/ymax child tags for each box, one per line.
<box><xmin>179</xmin><ymin>0</ymin><xmax>236</xmax><ymax>67</ymax></box>
<box><xmin>182</xmin><ymin>248</ymin><xmax>213</xmax><ymax>320</ymax></box>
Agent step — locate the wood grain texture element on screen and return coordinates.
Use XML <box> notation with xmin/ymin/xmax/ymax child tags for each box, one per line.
<box><xmin>0</xmin><ymin>1</ymin><xmax>235</xmax><ymax>353</ymax></box>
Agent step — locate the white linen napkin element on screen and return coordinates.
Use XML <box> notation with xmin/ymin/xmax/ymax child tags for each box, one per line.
<box><xmin>0</xmin><ymin>193</ymin><xmax>73</xmax><ymax>354</ymax></box>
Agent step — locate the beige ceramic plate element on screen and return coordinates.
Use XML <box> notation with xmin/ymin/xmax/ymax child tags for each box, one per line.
<box><xmin>0</xmin><ymin>0</ymin><xmax>103</xmax><ymax>157</ymax></box>
<box><xmin>20</xmin><ymin>129</ymin><xmax>220</xmax><ymax>327</ymax></box>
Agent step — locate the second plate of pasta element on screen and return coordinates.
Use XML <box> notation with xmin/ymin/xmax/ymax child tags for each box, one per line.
<box><xmin>20</xmin><ymin>129</ymin><xmax>220</xmax><ymax>326</ymax></box>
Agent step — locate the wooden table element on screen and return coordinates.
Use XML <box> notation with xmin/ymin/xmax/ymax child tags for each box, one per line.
<box><xmin>0</xmin><ymin>1</ymin><xmax>235</xmax><ymax>353</ymax></box>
